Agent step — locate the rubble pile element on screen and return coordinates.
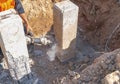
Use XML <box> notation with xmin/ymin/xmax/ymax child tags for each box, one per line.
<box><xmin>53</xmin><ymin>49</ymin><xmax>120</xmax><ymax>84</ymax></box>
<box><xmin>78</xmin><ymin>49</ymin><xmax>120</xmax><ymax>83</ymax></box>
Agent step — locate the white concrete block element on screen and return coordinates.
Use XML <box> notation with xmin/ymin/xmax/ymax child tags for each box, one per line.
<box><xmin>0</xmin><ymin>9</ymin><xmax>31</xmax><ymax>81</ymax></box>
<box><xmin>53</xmin><ymin>1</ymin><xmax>79</xmax><ymax>62</ymax></box>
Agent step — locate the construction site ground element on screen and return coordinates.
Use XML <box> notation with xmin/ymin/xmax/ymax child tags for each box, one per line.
<box><xmin>1</xmin><ymin>0</ymin><xmax>120</xmax><ymax>84</ymax></box>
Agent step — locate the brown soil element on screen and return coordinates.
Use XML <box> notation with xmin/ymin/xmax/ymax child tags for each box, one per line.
<box><xmin>71</xmin><ymin>0</ymin><xmax>120</xmax><ymax>51</ymax></box>
<box><xmin>22</xmin><ymin>0</ymin><xmax>60</xmax><ymax>37</ymax></box>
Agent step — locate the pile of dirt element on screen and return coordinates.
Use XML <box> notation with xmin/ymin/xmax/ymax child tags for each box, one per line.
<box><xmin>71</xmin><ymin>0</ymin><xmax>120</xmax><ymax>51</ymax></box>
<box><xmin>22</xmin><ymin>0</ymin><xmax>53</xmax><ymax>37</ymax></box>
<box><xmin>22</xmin><ymin>0</ymin><xmax>60</xmax><ymax>37</ymax></box>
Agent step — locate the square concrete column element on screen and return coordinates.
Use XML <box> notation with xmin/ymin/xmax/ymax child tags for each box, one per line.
<box><xmin>53</xmin><ymin>1</ymin><xmax>79</xmax><ymax>62</ymax></box>
<box><xmin>0</xmin><ymin>9</ymin><xmax>31</xmax><ymax>83</ymax></box>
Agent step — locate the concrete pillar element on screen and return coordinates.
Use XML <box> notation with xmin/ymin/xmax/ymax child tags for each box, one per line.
<box><xmin>53</xmin><ymin>1</ymin><xmax>79</xmax><ymax>62</ymax></box>
<box><xmin>0</xmin><ymin>9</ymin><xmax>31</xmax><ymax>83</ymax></box>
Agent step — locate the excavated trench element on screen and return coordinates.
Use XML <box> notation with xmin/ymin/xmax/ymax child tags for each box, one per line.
<box><xmin>0</xmin><ymin>0</ymin><xmax>120</xmax><ymax>84</ymax></box>
<box><xmin>71</xmin><ymin>0</ymin><xmax>120</xmax><ymax>51</ymax></box>
<box><xmin>22</xmin><ymin>0</ymin><xmax>120</xmax><ymax>51</ymax></box>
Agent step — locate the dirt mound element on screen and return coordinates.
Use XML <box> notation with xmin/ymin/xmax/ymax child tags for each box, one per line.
<box><xmin>21</xmin><ymin>0</ymin><xmax>62</xmax><ymax>37</ymax></box>
<box><xmin>22</xmin><ymin>0</ymin><xmax>53</xmax><ymax>37</ymax></box>
<box><xmin>71</xmin><ymin>0</ymin><xmax>120</xmax><ymax>51</ymax></box>
<box><xmin>78</xmin><ymin>49</ymin><xmax>120</xmax><ymax>83</ymax></box>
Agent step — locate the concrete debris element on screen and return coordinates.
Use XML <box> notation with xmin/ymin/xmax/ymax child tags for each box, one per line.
<box><xmin>78</xmin><ymin>49</ymin><xmax>120</xmax><ymax>83</ymax></box>
<box><xmin>68</xmin><ymin>70</ymin><xmax>80</xmax><ymax>79</ymax></box>
<box><xmin>102</xmin><ymin>70</ymin><xmax>120</xmax><ymax>84</ymax></box>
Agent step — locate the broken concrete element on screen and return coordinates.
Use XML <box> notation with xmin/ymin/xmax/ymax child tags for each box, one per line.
<box><xmin>0</xmin><ymin>9</ymin><xmax>31</xmax><ymax>83</ymax></box>
<box><xmin>102</xmin><ymin>70</ymin><xmax>120</xmax><ymax>84</ymax></box>
<box><xmin>53</xmin><ymin>0</ymin><xmax>79</xmax><ymax>62</ymax></box>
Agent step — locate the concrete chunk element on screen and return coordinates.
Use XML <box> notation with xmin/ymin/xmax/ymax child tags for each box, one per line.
<box><xmin>0</xmin><ymin>9</ymin><xmax>31</xmax><ymax>82</ymax></box>
<box><xmin>102</xmin><ymin>70</ymin><xmax>120</xmax><ymax>84</ymax></box>
<box><xmin>53</xmin><ymin>1</ymin><xmax>79</xmax><ymax>62</ymax></box>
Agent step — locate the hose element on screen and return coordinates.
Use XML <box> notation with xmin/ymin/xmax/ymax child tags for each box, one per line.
<box><xmin>105</xmin><ymin>24</ymin><xmax>120</xmax><ymax>51</ymax></box>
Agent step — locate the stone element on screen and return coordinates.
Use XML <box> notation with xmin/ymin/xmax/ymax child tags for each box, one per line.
<box><xmin>68</xmin><ymin>70</ymin><xmax>80</xmax><ymax>79</ymax></box>
<box><xmin>0</xmin><ymin>9</ymin><xmax>31</xmax><ymax>82</ymax></box>
<box><xmin>53</xmin><ymin>0</ymin><xmax>79</xmax><ymax>62</ymax></box>
<box><xmin>102</xmin><ymin>70</ymin><xmax>120</xmax><ymax>84</ymax></box>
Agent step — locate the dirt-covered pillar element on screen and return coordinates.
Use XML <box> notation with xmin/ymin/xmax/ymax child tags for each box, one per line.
<box><xmin>0</xmin><ymin>9</ymin><xmax>31</xmax><ymax>83</ymax></box>
<box><xmin>53</xmin><ymin>0</ymin><xmax>79</xmax><ymax>62</ymax></box>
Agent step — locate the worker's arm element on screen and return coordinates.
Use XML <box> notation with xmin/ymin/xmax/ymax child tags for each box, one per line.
<box><xmin>14</xmin><ymin>0</ymin><xmax>32</xmax><ymax>33</ymax></box>
<box><xmin>19</xmin><ymin>13</ymin><xmax>32</xmax><ymax>32</ymax></box>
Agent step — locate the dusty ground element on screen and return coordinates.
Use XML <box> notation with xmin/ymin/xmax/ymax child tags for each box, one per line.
<box><xmin>0</xmin><ymin>0</ymin><xmax>120</xmax><ymax>84</ymax></box>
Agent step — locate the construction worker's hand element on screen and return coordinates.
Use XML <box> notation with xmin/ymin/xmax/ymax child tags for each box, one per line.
<box><xmin>26</xmin><ymin>36</ymin><xmax>32</xmax><ymax>44</ymax></box>
<box><xmin>27</xmin><ymin>25</ymin><xmax>34</xmax><ymax>36</ymax></box>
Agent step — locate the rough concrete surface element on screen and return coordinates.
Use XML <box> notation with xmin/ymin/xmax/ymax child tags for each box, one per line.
<box><xmin>0</xmin><ymin>10</ymin><xmax>31</xmax><ymax>83</ymax></box>
<box><xmin>53</xmin><ymin>0</ymin><xmax>79</xmax><ymax>62</ymax></box>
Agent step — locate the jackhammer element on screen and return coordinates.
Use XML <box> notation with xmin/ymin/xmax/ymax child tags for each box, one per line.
<box><xmin>26</xmin><ymin>34</ymin><xmax>52</xmax><ymax>45</ymax></box>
